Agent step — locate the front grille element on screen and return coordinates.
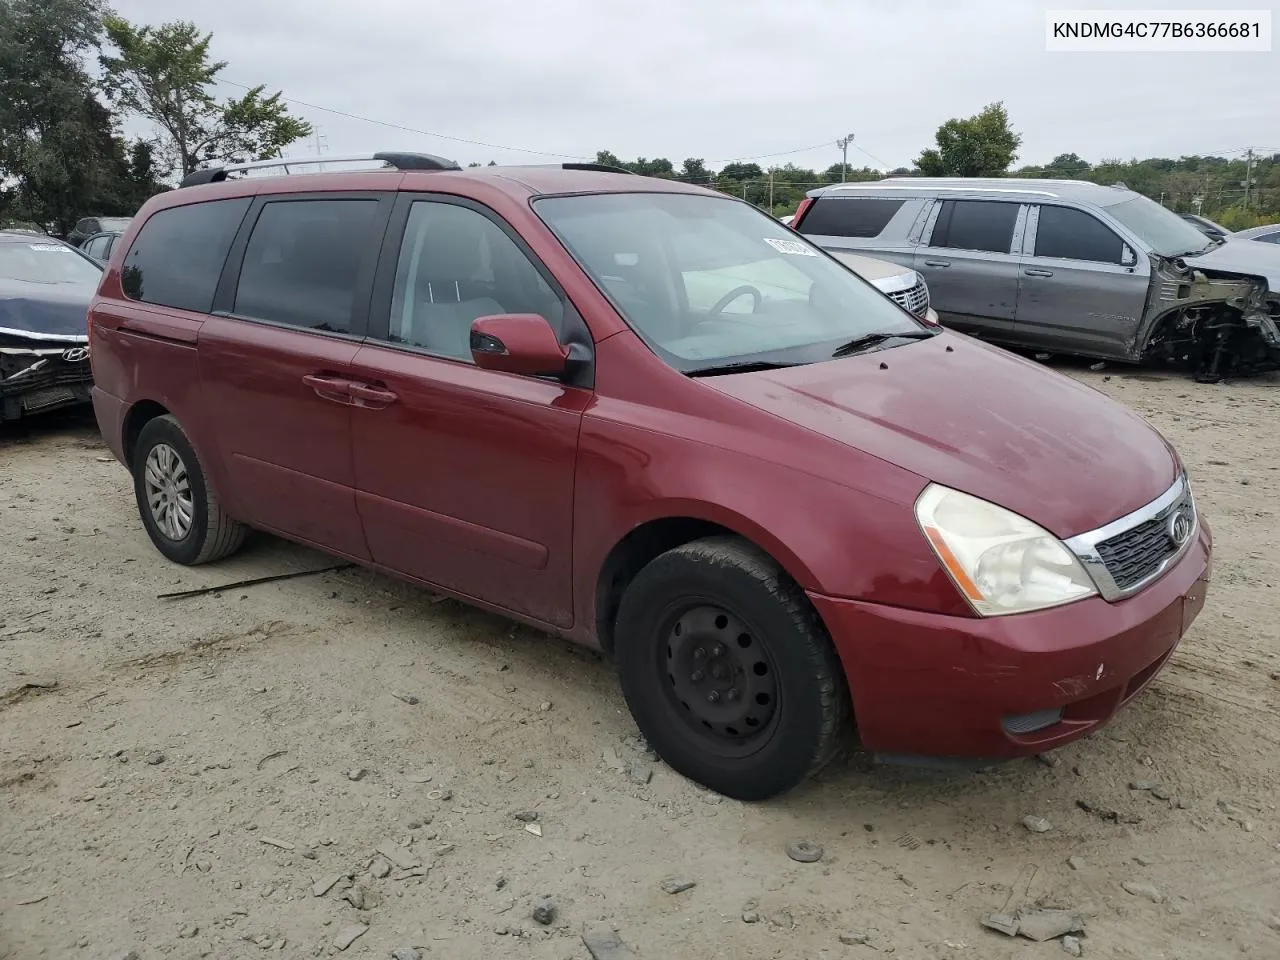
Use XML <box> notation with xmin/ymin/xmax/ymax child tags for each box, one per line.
<box><xmin>888</xmin><ymin>281</ymin><xmax>928</xmax><ymax>315</ymax></box>
<box><xmin>1095</xmin><ymin>493</ymin><xmax>1193</xmax><ymax>591</ymax></box>
<box><xmin>1002</xmin><ymin>708</ymin><xmax>1064</xmax><ymax>735</ymax></box>
<box><xmin>21</xmin><ymin>386</ymin><xmax>79</xmax><ymax>411</ymax></box>
<box><xmin>889</xmin><ymin>280</ymin><xmax>929</xmax><ymax>316</ymax></box>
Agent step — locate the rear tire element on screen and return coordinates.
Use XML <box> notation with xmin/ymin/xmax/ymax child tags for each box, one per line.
<box><xmin>614</xmin><ymin>536</ymin><xmax>849</xmax><ymax>800</ymax></box>
<box><xmin>132</xmin><ymin>415</ymin><xmax>246</xmax><ymax>565</ymax></box>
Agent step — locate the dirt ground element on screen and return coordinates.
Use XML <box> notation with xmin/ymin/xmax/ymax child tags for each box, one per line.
<box><xmin>2</xmin><ymin>364</ymin><xmax>1279</xmax><ymax>960</ymax></box>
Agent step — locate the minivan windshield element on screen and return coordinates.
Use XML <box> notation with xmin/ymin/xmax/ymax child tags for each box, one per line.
<box><xmin>1103</xmin><ymin>194</ymin><xmax>1215</xmax><ymax>257</ymax></box>
<box><xmin>534</xmin><ymin>192</ymin><xmax>929</xmax><ymax>372</ymax></box>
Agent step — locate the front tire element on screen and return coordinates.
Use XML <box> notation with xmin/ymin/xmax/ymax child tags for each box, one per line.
<box><xmin>132</xmin><ymin>415</ymin><xmax>246</xmax><ymax>565</ymax></box>
<box><xmin>614</xmin><ymin>536</ymin><xmax>849</xmax><ymax>800</ymax></box>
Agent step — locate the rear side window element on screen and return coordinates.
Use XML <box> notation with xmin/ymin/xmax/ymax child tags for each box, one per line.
<box><xmin>233</xmin><ymin>199</ymin><xmax>380</xmax><ymax>334</ymax></box>
<box><xmin>796</xmin><ymin>197</ymin><xmax>905</xmax><ymax>238</ymax></box>
<box><xmin>931</xmin><ymin>200</ymin><xmax>1018</xmax><ymax>254</ymax></box>
<box><xmin>1034</xmin><ymin>206</ymin><xmax>1125</xmax><ymax>263</ymax></box>
<box><xmin>121</xmin><ymin>199</ymin><xmax>250</xmax><ymax>312</ymax></box>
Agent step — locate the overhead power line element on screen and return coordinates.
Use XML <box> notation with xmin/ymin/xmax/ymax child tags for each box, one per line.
<box><xmin>220</xmin><ymin>78</ymin><xmax>898</xmax><ymax>170</ymax></box>
<box><xmin>220</xmin><ymin>78</ymin><xmax>591</xmax><ymax>159</ymax></box>
<box><xmin>708</xmin><ymin>140</ymin><xmax>834</xmax><ymax>164</ymax></box>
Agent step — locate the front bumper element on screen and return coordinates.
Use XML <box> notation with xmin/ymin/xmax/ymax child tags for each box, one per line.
<box><xmin>810</xmin><ymin>519</ymin><xmax>1211</xmax><ymax>760</ymax></box>
<box><xmin>0</xmin><ymin>342</ymin><xmax>93</xmax><ymax>423</ymax></box>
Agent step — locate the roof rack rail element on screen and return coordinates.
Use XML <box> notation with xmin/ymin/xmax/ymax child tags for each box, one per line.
<box><xmin>560</xmin><ymin>162</ymin><xmax>636</xmax><ymax>175</ymax></box>
<box><xmin>179</xmin><ymin>151</ymin><xmax>461</xmax><ymax>188</ymax></box>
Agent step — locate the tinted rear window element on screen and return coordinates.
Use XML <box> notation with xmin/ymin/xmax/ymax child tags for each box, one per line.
<box><xmin>233</xmin><ymin>199</ymin><xmax>380</xmax><ymax>334</ymax></box>
<box><xmin>931</xmin><ymin>200</ymin><xmax>1018</xmax><ymax>254</ymax></box>
<box><xmin>121</xmin><ymin>199</ymin><xmax>250</xmax><ymax>312</ymax></box>
<box><xmin>797</xmin><ymin>197</ymin><xmax>904</xmax><ymax>238</ymax></box>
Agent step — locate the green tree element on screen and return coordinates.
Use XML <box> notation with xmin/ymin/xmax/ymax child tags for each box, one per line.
<box><xmin>915</xmin><ymin>102</ymin><xmax>1022</xmax><ymax>177</ymax></box>
<box><xmin>0</xmin><ymin>0</ymin><xmax>152</xmax><ymax>233</ymax></box>
<box><xmin>680</xmin><ymin>157</ymin><xmax>711</xmax><ymax>184</ymax></box>
<box><xmin>1006</xmin><ymin>151</ymin><xmax>1278</xmax><ymax>220</ymax></box>
<box><xmin>1214</xmin><ymin>205</ymin><xmax>1270</xmax><ymax>230</ymax></box>
<box><xmin>719</xmin><ymin>161</ymin><xmax>762</xmax><ymax>182</ymax></box>
<box><xmin>627</xmin><ymin>157</ymin><xmax>674</xmax><ymax>177</ymax></box>
<box><xmin>821</xmin><ymin>163</ymin><xmax>881</xmax><ymax>184</ymax></box>
<box><xmin>100</xmin><ymin>16</ymin><xmax>312</xmax><ymax>176</ymax></box>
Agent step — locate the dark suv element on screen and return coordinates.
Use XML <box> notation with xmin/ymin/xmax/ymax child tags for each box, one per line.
<box><xmin>68</xmin><ymin>216</ymin><xmax>132</xmax><ymax>249</ymax></box>
<box><xmin>87</xmin><ymin>153</ymin><xmax>1210</xmax><ymax>799</ymax></box>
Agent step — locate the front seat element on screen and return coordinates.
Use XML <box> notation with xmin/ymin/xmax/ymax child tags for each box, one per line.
<box><xmin>408</xmin><ymin>219</ymin><xmax>505</xmax><ymax>360</ymax></box>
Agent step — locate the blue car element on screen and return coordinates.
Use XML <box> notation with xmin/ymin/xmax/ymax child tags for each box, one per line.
<box><xmin>0</xmin><ymin>231</ymin><xmax>103</xmax><ymax>423</ymax></box>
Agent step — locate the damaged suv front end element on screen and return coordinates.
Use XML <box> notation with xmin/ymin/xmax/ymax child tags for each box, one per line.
<box><xmin>0</xmin><ymin>233</ymin><xmax>102</xmax><ymax>423</ymax></box>
<box><xmin>1105</xmin><ymin>197</ymin><xmax>1280</xmax><ymax>383</ymax></box>
<box><xmin>1145</xmin><ymin>247</ymin><xmax>1280</xmax><ymax>383</ymax></box>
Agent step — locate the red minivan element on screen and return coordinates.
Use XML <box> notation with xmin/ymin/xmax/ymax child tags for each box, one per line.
<box><xmin>88</xmin><ymin>153</ymin><xmax>1211</xmax><ymax>800</ymax></box>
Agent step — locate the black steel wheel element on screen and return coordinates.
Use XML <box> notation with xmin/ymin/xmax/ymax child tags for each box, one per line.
<box><xmin>615</xmin><ymin>536</ymin><xmax>849</xmax><ymax>800</ymax></box>
<box><xmin>660</xmin><ymin>603</ymin><xmax>781</xmax><ymax>758</ymax></box>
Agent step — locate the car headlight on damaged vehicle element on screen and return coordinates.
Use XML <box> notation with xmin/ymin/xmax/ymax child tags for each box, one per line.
<box><xmin>915</xmin><ymin>484</ymin><xmax>1097</xmax><ymax>616</ymax></box>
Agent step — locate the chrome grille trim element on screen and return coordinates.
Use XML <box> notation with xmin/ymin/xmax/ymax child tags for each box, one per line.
<box><xmin>1064</xmin><ymin>474</ymin><xmax>1197</xmax><ymax>602</ymax></box>
<box><xmin>888</xmin><ymin>280</ymin><xmax>929</xmax><ymax>316</ymax></box>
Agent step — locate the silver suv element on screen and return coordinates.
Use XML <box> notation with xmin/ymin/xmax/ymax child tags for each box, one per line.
<box><xmin>793</xmin><ymin>178</ymin><xmax>1280</xmax><ymax>382</ymax></box>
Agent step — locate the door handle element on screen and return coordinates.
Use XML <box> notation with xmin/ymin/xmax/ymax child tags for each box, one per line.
<box><xmin>923</xmin><ymin>259</ymin><xmax>951</xmax><ymax>268</ymax></box>
<box><xmin>348</xmin><ymin>382</ymin><xmax>399</xmax><ymax>408</ymax></box>
<box><xmin>302</xmin><ymin>373</ymin><xmax>355</xmax><ymax>403</ymax></box>
<box><xmin>1024</xmin><ymin>268</ymin><xmax>1054</xmax><ymax>278</ymax></box>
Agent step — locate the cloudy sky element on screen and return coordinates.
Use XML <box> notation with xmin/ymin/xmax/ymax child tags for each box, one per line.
<box><xmin>109</xmin><ymin>0</ymin><xmax>1278</xmax><ymax>173</ymax></box>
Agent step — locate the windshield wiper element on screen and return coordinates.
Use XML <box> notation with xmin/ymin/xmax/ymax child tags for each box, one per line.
<box><xmin>685</xmin><ymin>360</ymin><xmax>803</xmax><ymax>377</ymax></box>
<box><xmin>831</xmin><ymin>329</ymin><xmax>936</xmax><ymax>359</ymax></box>
<box><xmin>1169</xmin><ymin>240</ymin><xmax>1220</xmax><ymax>257</ymax></box>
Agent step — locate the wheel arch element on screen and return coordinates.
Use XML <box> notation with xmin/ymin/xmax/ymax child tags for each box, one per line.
<box><xmin>591</xmin><ymin>503</ymin><xmax>822</xmax><ymax>655</ymax></box>
<box><xmin>121</xmin><ymin>398</ymin><xmax>171</xmax><ymax>466</ymax></box>
<box><xmin>120</xmin><ymin>398</ymin><xmax>238</xmax><ymax>520</ymax></box>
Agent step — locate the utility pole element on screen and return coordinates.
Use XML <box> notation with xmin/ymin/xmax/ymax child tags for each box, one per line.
<box><xmin>1243</xmin><ymin>148</ymin><xmax>1255</xmax><ymax>209</ymax></box>
<box><xmin>836</xmin><ymin>133</ymin><xmax>855</xmax><ymax>182</ymax></box>
<box><xmin>769</xmin><ymin>168</ymin><xmax>774</xmax><ymax>212</ymax></box>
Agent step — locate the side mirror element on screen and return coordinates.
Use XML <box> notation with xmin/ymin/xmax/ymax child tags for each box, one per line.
<box><xmin>470</xmin><ymin>313</ymin><xmax>569</xmax><ymax>377</ymax></box>
<box><xmin>1121</xmin><ymin>245</ymin><xmax>1137</xmax><ymax>266</ymax></box>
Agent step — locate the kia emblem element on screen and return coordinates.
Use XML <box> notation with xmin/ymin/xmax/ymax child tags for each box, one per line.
<box><xmin>61</xmin><ymin>346</ymin><xmax>90</xmax><ymax>363</ymax></box>
<box><xmin>1166</xmin><ymin>507</ymin><xmax>1193</xmax><ymax>547</ymax></box>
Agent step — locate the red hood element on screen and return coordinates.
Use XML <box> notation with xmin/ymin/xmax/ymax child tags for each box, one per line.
<box><xmin>702</xmin><ymin>334</ymin><xmax>1178</xmax><ymax>538</ymax></box>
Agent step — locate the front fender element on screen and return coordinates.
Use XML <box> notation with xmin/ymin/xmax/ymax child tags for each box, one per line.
<box><xmin>570</xmin><ymin>414</ymin><xmax>974</xmax><ymax>645</ymax></box>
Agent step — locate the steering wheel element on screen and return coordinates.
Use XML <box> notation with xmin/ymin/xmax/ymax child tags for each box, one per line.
<box><xmin>708</xmin><ymin>285</ymin><xmax>763</xmax><ymax>316</ymax></box>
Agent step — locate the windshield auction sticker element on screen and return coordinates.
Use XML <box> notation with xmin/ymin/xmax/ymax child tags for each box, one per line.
<box><xmin>28</xmin><ymin>244</ymin><xmax>72</xmax><ymax>253</ymax></box>
<box><xmin>763</xmin><ymin>237</ymin><xmax>818</xmax><ymax>256</ymax></box>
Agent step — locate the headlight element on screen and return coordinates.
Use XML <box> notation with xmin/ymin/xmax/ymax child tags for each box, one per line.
<box><xmin>914</xmin><ymin>484</ymin><xmax>1097</xmax><ymax>616</ymax></box>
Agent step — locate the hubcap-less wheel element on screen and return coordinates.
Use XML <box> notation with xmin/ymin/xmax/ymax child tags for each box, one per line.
<box><xmin>663</xmin><ymin>604</ymin><xmax>779</xmax><ymax>757</ymax></box>
<box><xmin>144</xmin><ymin>443</ymin><xmax>194</xmax><ymax>541</ymax></box>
